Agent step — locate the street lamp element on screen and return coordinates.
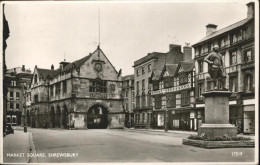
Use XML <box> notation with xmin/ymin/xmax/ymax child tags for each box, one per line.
<box><xmin>164</xmin><ymin>98</ymin><xmax>169</xmax><ymax>132</ymax></box>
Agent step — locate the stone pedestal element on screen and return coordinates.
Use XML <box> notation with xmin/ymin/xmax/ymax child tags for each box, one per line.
<box><xmin>198</xmin><ymin>90</ymin><xmax>237</xmax><ymax>138</ymax></box>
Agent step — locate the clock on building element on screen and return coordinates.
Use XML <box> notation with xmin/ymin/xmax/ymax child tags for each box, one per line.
<box><xmin>95</xmin><ymin>63</ymin><xmax>102</xmax><ymax>72</ymax></box>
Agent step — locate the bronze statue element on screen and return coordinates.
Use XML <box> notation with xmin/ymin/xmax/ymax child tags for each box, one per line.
<box><xmin>204</xmin><ymin>45</ymin><xmax>226</xmax><ymax>90</ymax></box>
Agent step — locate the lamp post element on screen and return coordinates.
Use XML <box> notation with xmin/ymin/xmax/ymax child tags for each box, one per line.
<box><xmin>164</xmin><ymin>98</ymin><xmax>169</xmax><ymax>132</ymax></box>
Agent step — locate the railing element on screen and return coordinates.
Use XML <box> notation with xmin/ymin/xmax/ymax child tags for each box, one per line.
<box><xmin>225</xmin><ymin>64</ymin><xmax>239</xmax><ymax>74</ymax></box>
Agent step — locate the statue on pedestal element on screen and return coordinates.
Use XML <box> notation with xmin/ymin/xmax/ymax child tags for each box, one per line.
<box><xmin>204</xmin><ymin>45</ymin><xmax>226</xmax><ymax>89</ymax></box>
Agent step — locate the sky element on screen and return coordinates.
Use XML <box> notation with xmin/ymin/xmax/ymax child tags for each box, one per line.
<box><xmin>4</xmin><ymin>0</ymin><xmax>250</xmax><ymax>76</ymax></box>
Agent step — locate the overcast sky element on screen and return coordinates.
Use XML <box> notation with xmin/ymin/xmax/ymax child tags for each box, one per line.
<box><xmin>4</xmin><ymin>0</ymin><xmax>250</xmax><ymax>76</ymax></box>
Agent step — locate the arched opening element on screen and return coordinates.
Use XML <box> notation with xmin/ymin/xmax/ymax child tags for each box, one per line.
<box><xmin>50</xmin><ymin>107</ymin><xmax>55</xmax><ymax>128</ymax></box>
<box><xmin>56</xmin><ymin>106</ymin><xmax>61</xmax><ymax>128</ymax></box>
<box><xmin>87</xmin><ymin>104</ymin><xmax>108</xmax><ymax>129</ymax></box>
<box><xmin>62</xmin><ymin>105</ymin><xmax>69</xmax><ymax>129</ymax></box>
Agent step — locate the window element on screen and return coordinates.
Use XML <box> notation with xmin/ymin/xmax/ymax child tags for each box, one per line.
<box><xmin>153</xmin><ymin>81</ymin><xmax>159</xmax><ymax>90</ymax></box>
<box><xmin>34</xmin><ymin>95</ymin><xmax>39</xmax><ymax>103</ymax></box>
<box><xmin>232</xmin><ymin>34</ymin><xmax>237</xmax><ymax>43</ymax></box>
<box><xmin>16</xmin><ymin>92</ymin><xmax>19</xmax><ymax>100</ymax></box>
<box><xmin>136</xmin><ymin>95</ymin><xmax>140</xmax><ymax>108</ymax></box>
<box><xmin>142</xmin><ymin>67</ymin><xmax>145</xmax><ymax>74</ymax></box>
<box><xmin>11</xmin><ymin>80</ymin><xmax>16</xmax><ymax>86</ymax></box>
<box><xmin>179</xmin><ymin>73</ymin><xmax>188</xmax><ymax>84</ymax></box>
<box><xmin>147</xmin><ymin>91</ymin><xmax>152</xmax><ymax>107</ymax></box>
<box><xmin>148</xmin><ymin>64</ymin><xmax>151</xmax><ymax>72</ymax></box>
<box><xmin>230</xmin><ymin>51</ymin><xmax>237</xmax><ymax>65</ymax></box>
<box><xmin>166</xmin><ymin>93</ymin><xmax>176</xmax><ymax>108</ymax></box>
<box><xmin>181</xmin><ymin>90</ymin><xmax>190</xmax><ymax>106</ymax></box>
<box><xmin>16</xmin><ymin>103</ymin><xmax>19</xmax><ymax>110</ymax></box>
<box><xmin>141</xmin><ymin>93</ymin><xmax>146</xmax><ymax>108</ymax></box>
<box><xmin>173</xmin><ymin>119</ymin><xmax>179</xmax><ymax>128</ymax></box>
<box><xmin>155</xmin><ymin>96</ymin><xmax>162</xmax><ymax>109</ymax></box>
<box><xmin>207</xmin><ymin>81</ymin><xmax>214</xmax><ymax>91</ymax></box>
<box><xmin>136</xmin><ymin>69</ymin><xmax>139</xmax><ymax>76</ymax></box>
<box><xmin>164</xmin><ymin>78</ymin><xmax>173</xmax><ymax>88</ymax></box>
<box><xmin>159</xmin><ymin>81</ymin><xmax>164</xmax><ymax>89</ymax></box>
<box><xmin>244</xmin><ymin>50</ymin><xmax>253</xmax><ymax>63</ymax></box>
<box><xmin>142</xmin><ymin>79</ymin><xmax>145</xmax><ymax>91</ymax></box>
<box><xmin>34</xmin><ymin>74</ymin><xmax>38</xmax><ymax>83</ymax></box>
<box><xmin>198</xmin><ymin>82</ymin><xmax>204</xmax><ymax>97</ymax></box>
<box><xmin>221</xmin><ymin>39</ymin><xmax>225</xmax><ymax>47</ymax></box>
<box><xmin>136</xmin><ymin>81</ymin><xmax>139</xmax><ymax>94</ymax></box>
<box><xmin>12</xmin><ymin>116</ymin><xmax>17</xmax><ymax>124</ymax></box>
<box><xmin>10</xmin><ymin>103</ymin><xmax>14</xmax><ymax>110</ymax></box>
<box><xmin>157</xmin><ymin>114</ymin><xmax>164</xmax><ymax>126</ymax></box>
<box><xmin>10</xmin><ymin>91</ymin><xmax>13</xmax><ymax>100</ymax></box>
<box><xmin>55</xmin><ymin>83</ymin><xmax>60</xmax><ymax>95</ymax></box>
<box><xmin>110</xmin><ymin>84</ymin><xmax>115</xmax><ymax>92</ymax></box>
<box><xmin>125</xmin><ymin>90</ymin><xmax>128</xmax><ymax>98</ymax></box>
<box><xmin>63</xmin><ymin>81</ymin><xmax>67</xmax><ymax>94</ymax></box>
<box><xmin>50</xmin><ymin>85</ymin><xmax>54</xmax><ymax>96</ymax></box>
<box><xmin>229</xmin><ymin>76</ymin><xmax>238</xmax><ymax>92</ymax></box>
<box><xmin>90</xmin><ymin>80</ymin><xmax>107</xmax><ymax>93</ymax></box>
<box><xmin>125</xmin><ymin>102</ymin><xmax>129</xmax><ymax>111</ymax></box>
<box><xmin>161</xmin><ymin>96</ymin><xmax>166</xmax><ymax>109</ymax></box>
<box><xmin>245</xmin><ymin>74</ymin><xmax>253</xmax><ymax>92</ymax></box>
<box><xmin>198</xmin><ymin>60</ymin><xmax>204</xmax><ymax>73</ymax></box>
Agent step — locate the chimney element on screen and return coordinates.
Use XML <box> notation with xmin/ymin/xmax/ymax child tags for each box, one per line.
<box><xmin>206</xmin><ymin>24</ymin><xmax>217</xmax><ymax>36</ymax></box>
<box><xmin>22</xmin><ymin>65</ymin><xmax>25</xmax><ymax>71</ymax></box>
<box><xmin>169</xmin><ymin>44</ymin><xmax>181</xmax><ymax>52</ymax></box>
<box><xmin>183</xmin><ymin>43</ymin><xmax>192</xmax><ymax>61</ymax></box>
<box><xmin>51</xmin><ymin>64</ymin><xmax>54</xmax><ymax>70</ymax></box>
<box><xmin>246</xmin><ymin>2</ymin><xmax>254</xmax><ymax>19</ymax></box>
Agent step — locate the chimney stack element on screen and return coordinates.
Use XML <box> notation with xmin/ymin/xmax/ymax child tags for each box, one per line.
<box><xmin>206</xmin><ymin>24</ymin><xmax>217</xmax><ymax>36</ymax></box>
<box><xmin>246</xmin><ymin>2</ymin><xmax>254</xmax><ymax>19</ymax></box>
<box><xmin>169</xmin><ymin>44</ymin><xmax>182</xmax><ymax>52</ymax></box>
<box><xmin>183</xmin><ymin>43</ymin><xmax>192</xmax><ymax>61</ymax></box>
<box><xmin>51</xmin><ymin>64</ymin><xmax>54</xmax><ymax>70</ymax></box>
<box><xmin>22</xmin><ymin>65</ymin><xmax>25</xmax><ymax>71</ymax></box>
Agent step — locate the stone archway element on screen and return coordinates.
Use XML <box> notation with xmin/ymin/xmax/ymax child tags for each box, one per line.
<box><xmin>56</xmin><ymin>106</ymin><xmax>61</xmax><ymax>128</ymax></box>
<box><xmin>62</xmin><ymin>105</ymin><xmax>69</xmax><ymax>129</ymax></box>
<box><xmin>87</xmin><ymin>104</ymin><xmax>108</xmax><ymax>129</ymax></box>
<box><xmin>50</xmin><ymin>107</ymin><xmax>55</xmax><ymax>128</ymax></box>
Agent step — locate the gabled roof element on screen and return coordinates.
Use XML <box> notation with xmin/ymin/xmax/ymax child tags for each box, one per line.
<box><xmin>62</xmin><ymin>54</ymin><xmax>92</xmax><ymax>73</ymax></box>
<box><xmin>176</xmin><ymin>60</ymin><xmax>195</xmax><ymax>75</ymax></box>
<box><xmin>192</xmin><ymin>18</ymin><xmax>253</xmax><ymax>46</ymax></box>
<box><xmin>122</xmin><ymin>74</ymin><xmax>134</xmax><ymax>81</ymax></box>
<box><xmin>165</xmin><ymin>64</ymin><xmax>178</xmax><ymax>77</ymax></box>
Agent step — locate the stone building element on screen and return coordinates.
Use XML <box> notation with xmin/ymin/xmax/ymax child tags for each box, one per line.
<box><xmin>5</xmin><ymin>66</ymin><xmax>32</xmax><ymax>126</ymax></box>
<box><xmin>192</xmin><ymin>2</ymin><xmax>255</xmax><ymax>134</ymax></box>
<box><xmin>121</xmin><ymin>74</ymin><xmax>135</xmax><ymax>127</ymax></box>
<box><xmin>26</xmin><ymin>46</ymin><xmax>125</xmax><ymax>129</ymax></box>
<box><xmin>133</xmin><ymin>44</ymin><xmax>191</xmax><ymax>129</ymax></box>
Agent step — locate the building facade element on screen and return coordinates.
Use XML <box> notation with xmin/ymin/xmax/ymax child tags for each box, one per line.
<box><xmin>121</xmin><ymin>74</ymin><xmax>135</xmax><ymax>127</ymax></box>
<box><xmin>26</xmin><ymin>46</ymin><xmax>125</xmax><ymax>129</ymax></box>
<box><xmin>133</xmin><ymin>44</ymin><xmax>190</xmax><ymax>129</ymax></box>
<box><xmin>5</xmin><ymin>66</ymin><xmax>32</xmax><ymax>126</ymax></box>
<box><xmin>151</xmin><ymin>58</ymin><xmax>196</xmax><ymax>131</ymax></box>
<box><xmin>192</xmin><ymin>2</ymin><xmax>255</xmax><ymax>134</ymax></box>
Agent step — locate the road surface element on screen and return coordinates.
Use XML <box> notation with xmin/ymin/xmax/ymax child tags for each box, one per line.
<box><xmin>28</xmin><ymin>128</ymin><xmax>255</xmax><ymax>163</ymax></box>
